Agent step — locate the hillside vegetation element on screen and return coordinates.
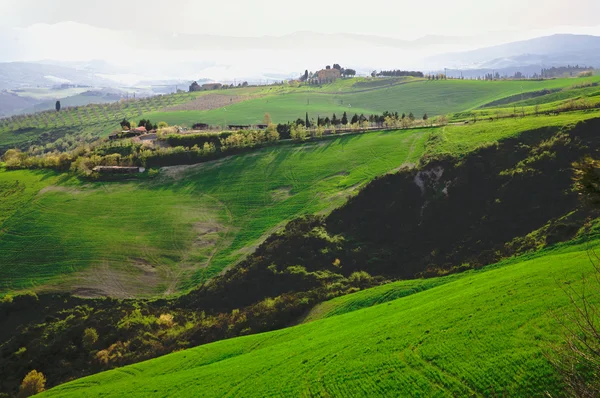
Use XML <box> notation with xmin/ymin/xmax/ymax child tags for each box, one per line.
<box><xmin>41</xmin><ymin>236</ymin><xmax>600</xmax><ymax>397</ymax></box>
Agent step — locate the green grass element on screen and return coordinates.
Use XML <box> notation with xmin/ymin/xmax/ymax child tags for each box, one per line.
<box><xmin>427</xmin><ymin>110</ymin><xmax>600</xmax><ymax>158</ymax></box>
<box><xmin>3</xmin><ymin>111</ymin><xmax>600</xmax><ymax>297</ymax></box>
<box><xmin>0</xmin><ymin>128</ymin><xmax>428</xmax><ymax>296</ymax></box>
<box><xmin>0</xmin><ymin>169</ymin><xmax>228</xmax><ymax>296</ymax></box>
<box><xmin>41</xmin><ymin>235</ymin><xmax>600</xmax><ymax>397</ymax></box>
<box><xmin>141</xmin><ymin>77</ymin><xmax>600</xmax><ymax>126</ymax></box>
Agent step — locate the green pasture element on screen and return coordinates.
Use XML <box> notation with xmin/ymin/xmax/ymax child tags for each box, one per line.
<box><xmin>141</xmin><ymin>77</ymin><xmax>600</xmax><ymax>126</ymax></box>
<box><xmin>42</xmin><ymin>235</ymin><xmax>600</xmax><ymax>397</ymax></box>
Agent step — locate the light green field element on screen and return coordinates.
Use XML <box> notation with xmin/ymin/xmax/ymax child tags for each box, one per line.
<box><xmin>0</xmin><ymin>127</ymin><xmax>428</xmax><ymax>296</ymax></box>
<box><xmin>41</xmin><ymin>235</ymin><xmax>599</xmax><ymax>397</ymax></box>
<box><xmin>141</xmin><ymin>77</ymin><xmax>600</xmax><ymax>126</ymax></box>
<box><xmin>3</xmin><ymin>111</ymin><xmax>600</xmax><ymax>297</ymax></box>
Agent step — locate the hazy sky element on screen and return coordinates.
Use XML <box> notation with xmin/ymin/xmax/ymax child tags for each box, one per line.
<box><xmin>1</xmin><ymin>0</ymin><xmax>600</xmax><ymax>82</ymax></box>
<box><xmin>2</xmin><ymin>0</ymin><xmax>600</xmax><ymax>39</ymax></box>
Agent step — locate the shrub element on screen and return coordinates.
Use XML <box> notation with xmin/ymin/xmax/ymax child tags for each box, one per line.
<box><xmin>18</xmin><ymin>370</ymin><xmax>46</xmax><ymax>397</ymax></box>
<box><xmin>82</xmin><ymin>327</ymin><xmax>99</xmax><ymax>348</ymax></box>
<box><xmin>157</xmin><ymin>313</ymin><xmax>175</xmax><ymax>328</ymax></box>
<box><xmin>348</xmin><ymin>271</ymin><xmax>374</xmax><ymax>289</ymax></box>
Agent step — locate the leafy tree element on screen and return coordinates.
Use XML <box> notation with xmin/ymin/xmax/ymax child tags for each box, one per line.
<box><xmin>305</xmin><ymin>112</ymin><xmax>310</xmax><ymax>128</ymax></box>
<box><xmin>423</xmin><ymin>113</ymin><xmax>428</xmax><ymax>121</ymax></box>
<box><xmin>351</xmin><ymin>114</ymin><xmax>358</xmax><ymax>124</ymax></box>
<box><xmin>157</xmin><ymin>121</ymin><xmax>168</xmax><ymax>129</ymax></box>
<box><xmin>324</xmin><ymin>116</ymin><xmax>331</xmax><ymax>125</ymax></box>
<box><xmin>290</xmin><ymin>124</ymin><xmax>308</xmax><ymax>141</ymax></box>
<box><xmin>333</xmin><ymin>64</ymin><xmax>342</xmax><ymax>70</ymax></box>
<box><xmin>19</xmin><ymin>370</ymin><xmax>46</xmax><ymax>397</ymax></box>
<box><xmin>408</xmin><ymin>112</ymin><xmax>415</xmax><ymax>121</ymax></box>
<box><xmin>401</xmin><ymin>113</ymin><xmax>406</xmax><ymax>119</ymax></box>
<box><xmin>332</xmin><ymin>114</ymin><xmax>339</xmax><ymax>126</ymax></box>
<box><xmin>55</xmin><ymin>100</ymin><xmax>61</xmax><ymax>112</ymax></box>
<box><xmin>83</xmin><ymin>327</ymin><xmax>99</xmax><ymax>348</ymax></box>
<box><xmin>341</xmin><ymin>112</ymin><xmax>348</xmax><ymax>125</ymax></box>
<box><xmin>276</xmin><ymin>123</ymin><xmax>291</xmax><ymax>139</ymax></box>
<box><xmin>303</xmin><ymin>70</ymin><xmax>309</xmax><ymax>81</ymax></box>
<box><xmin>120</xmin><ymin>118</ymin><xmax>131</xmax><ymax>129</ymax></box>
<box><xmin>295</xmin><ymin>118</ymin><xmax>305</xmax><ymax>127</ymax></box>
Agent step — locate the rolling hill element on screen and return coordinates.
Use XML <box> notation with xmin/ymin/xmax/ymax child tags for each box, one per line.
<box><xmin>40</xmin><ymin>234</ymin><xmax>600</xmax><ymax>397</ymax></box>
<box><xmin>141</xmin><ymin>76</ymin><xmax>600</xmax><ymax>126</ymax></box>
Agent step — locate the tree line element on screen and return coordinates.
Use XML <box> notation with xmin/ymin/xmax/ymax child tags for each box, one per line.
<box><xmin>373</xmin><ymin>70</ymin><xmax>424</xmax><ymax>78</ymax></box>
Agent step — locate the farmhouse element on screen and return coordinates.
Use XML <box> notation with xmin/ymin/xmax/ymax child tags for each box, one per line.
<box><xmin>228</xmin><ymin>124</ymin><xmax>251</xmax><ymax>130</ymax></box>
<box><xmin>316</xmin><ymin>68</ymin><xmax>341</xmax><ymax>84</ymax></box>
<box><xmin>192</xmin><ymin>123</ymin><xmax>210</xmax><ymax>130</ymax></box>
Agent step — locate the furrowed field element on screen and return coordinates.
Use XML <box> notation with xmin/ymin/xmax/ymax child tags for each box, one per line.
<box><xmin>41</xmin><ymin>235</ymin><xmax>600</xmax><ymax>397</ymax></box>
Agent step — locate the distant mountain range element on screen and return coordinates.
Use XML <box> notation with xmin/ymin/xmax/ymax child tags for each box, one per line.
<box><xmin>0</xmin><ymin>62</ymin><xmax>115</xmax><ymax>90</ymax></box>
<box><xmin>426</xmin><ymin>34</ymin><xmax>600</xmax><ymax>71</ymax></box>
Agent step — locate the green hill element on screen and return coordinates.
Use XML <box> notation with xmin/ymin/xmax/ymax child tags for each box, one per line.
<box><xmin>41</xmin><ymin>236</ymin><xmax>599</xmax><ymax>397</ymax></box>
<box><xmin>0</xmin><ymin>127</ymin><xmax>427</xmax><ymax>296</ymax></box>
<box><xmin>2</xmin><ymin>110</ymin><xmax>599</xmax><ymax>297</ymax></box>
<box><xmin>141</xmin><ymin>77</ymin><xmax>600</xmax><ymax>126</ymax></box>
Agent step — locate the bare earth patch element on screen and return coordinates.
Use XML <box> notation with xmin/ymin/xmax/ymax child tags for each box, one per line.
<box><xmin>270</xmin><ymin>186</ymin><xmax>293</xmax><ymax>202</ymax></box>
<box><xmin>38</xmin><ymin>185</ymin><xmax>84</xmax><ymax>195</ymax></box>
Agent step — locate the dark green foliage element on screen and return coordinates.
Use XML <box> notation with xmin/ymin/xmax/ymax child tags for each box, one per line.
<box><xmin>276</xmin><ymin>123</ymin><xmax>291</xmax><ymax>139</ymax></box>
<box><xmin>137</xmin><ymin>119</ymin><xmax>157</xmax><ymax>131</ymax></box>
<box><xmin>341</xmin><ymin>112</ymin><xmax>348</xmax><ymax>125</ymax></box>
<box><xmin>55</xmin><ymin>101</ymin><xmax>61</xmax><ymax>112</ymax></box>
<box><xmin>163</xmin><ymin>132</ymin><xmax>232</xmax><ymax>148</ymax></box>
<box><xmin>119</xmin><ymin>118</ymin><xmax>131</xmax><ymax>129</ymax></box>
<box><xmin>376</xmin><ymin>70</ymin><xmax>424</xmax><ymax>78</ymax></box>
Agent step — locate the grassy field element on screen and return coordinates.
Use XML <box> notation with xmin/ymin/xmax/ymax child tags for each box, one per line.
<box><xmin>41</xmin><ymin>235</ymin><xmax>600</xmax><ymax>397</ymax></box>
<box><xmin>141</xmin><ymin>77</ymin><xmax>600</xmax><ymax>126</ymax></box>
<box><xmin>3</xmin><ymin>111</ymin><xmax>600</xmax><ymax>297</ymax></box>
<box><xmin>0</xmin><ymin>127</ymin><xmax>428</xmax><ymax>296</ymax></box>
<box><xmin>2</xmin><ymin>76</ymin><xmax>599</xmax><ymax>152</ymax></box>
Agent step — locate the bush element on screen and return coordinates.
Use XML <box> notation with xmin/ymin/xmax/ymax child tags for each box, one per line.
<box><xmin>18</xmin><ymin>370</ymin><xmax>45</xmax><ymax>397</ymax></box>
<box><xmin>82</xmin><ymin>327</ymin><xmax>99</xmax><ymax>348</ymax></box>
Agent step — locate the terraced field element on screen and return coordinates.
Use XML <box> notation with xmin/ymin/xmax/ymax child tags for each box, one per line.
<box><xmin>41</xmin><ymin>235</ymin><xmax>600</xmax><ymax>397</ymax></box>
